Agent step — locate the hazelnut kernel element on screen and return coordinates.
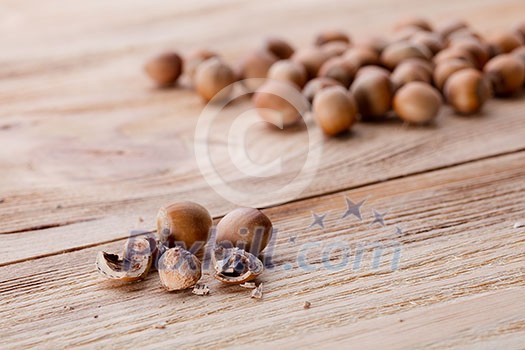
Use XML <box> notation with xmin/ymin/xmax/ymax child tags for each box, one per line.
<box><xmin>313</xmin><ymin>86</ymin><xmax>357</xmax><ymax>136</ymax></box>
<box><xmin>158</xmin><ymin>247</ymin><xmax>201</xmax><ymax>291</ymax></box>
<box><xmin>393</xmin><ymin>82</ymin><xmax>442</xmax><ymax>124</ymax></box>
<box><xmin>194</xmin><ymin>57</ymin><xmax>236</xmax><ymax>102</ymax></box>
<box><xmin>444</xmin><ymin>68</ymin><xmax>492</xmax><ymax>114</ymax></box>
<box><xmin>144</xmin><ymin>51</ymin><xmax>183</xmax><ymax>88</ymax></box>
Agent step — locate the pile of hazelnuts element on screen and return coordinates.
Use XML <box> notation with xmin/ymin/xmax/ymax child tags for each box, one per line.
<box><xmin>145</xmin><ymin>18</ymin><xmax>525</xmax><ymax>136</ymax></box>
<box><xmin>96</xmin><ymin>202</ymin><xmax>273</xmax><ymax>293</ymax></box>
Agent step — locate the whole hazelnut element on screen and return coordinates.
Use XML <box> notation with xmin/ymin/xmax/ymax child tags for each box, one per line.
<box><xmin>302</xmin><ymin>77</ymin><xmax>343</xmax><ymax>102</ymax></box>
<box><xmin>321</xmin><ymin>41</ymin><xmax>351</xmax><ymax>58</ymax></box>
<box><xmin>411</xmin><ymin>31</ymin><xmax>445</xmax><ymax>55</ymax></box>
<box><xmin>185</xmin><ymin>49</ymin><xmax>218</xmax><ymax>82</ymax></box>
<box><xmin>237</xmin><ymin>49</ymin><xmax>279</xmax><ymax>90</ymax></box>
<box><xmin>483</xmin><ymin>54</ymin><xmax>525</xmax><ymax>96</ymax></box>
<box><xmin>144</xmin><ymin>51</ymin><xmax>183</xmax><ymax>88</ymax></box>
<box><xmin>215</xmin><ymin>207</ymin><xmax>273</xmax><ymax>256</ymax></box>
<box><xmin>444</xmin><ymin>68</ymin><xmax>492</xmax><ymax>114</ymax></box>
<box><xmin>513</xmin><ymin>22</ymin><xmax>525</xmax><ymax>41</ymax></box>
<box><xmin>261</xmin><ymin>37</ymin><xmax>295</xmax><ymax>59</ymax></box>
<box><xmin>390</xmin><ymin>60</ymin><xmax>432</xmax><ymax>91</ymax></box>
<box><xmin>511</xmin><ymin>46</ymin><xmax>525</xmax><ymax>67</ymax></box>
<box><xmin>447</xmin><ymin>28</ymin><xmax>483</xmax><ymax>44</ymax></box>
<box><xmin>355</xmin><ymin>65</ymin><xmax>391</xmax><ymax>79</ymax></box>
<box><xmin>433</xmin><ymin>59</ymin><xmax>473</xmax><ymax>91</ymax></box>
<box><xmin>313</xmin><ymin>86</ymin><xmax>357</xmax><ymax>136</ymax></box>
<box><xmin>156</xmin><ymin>201</ymin><xmax>212</xmax><ymax>253</ymax></box>
<box><xmin>391</xmin><ymin>26</ymin><xmax>423</xmax><ymax>43</ymax></box>
<box><xmin>194</xmin><ymin>57</ymin><xmax>236</xmax><ymax>101</ymax></box>
<box><xmin>158</xmin><ymin>247</ymin><xmax>201</xmax><ymax>291</ymax></box>
<box><xmin>318</xmin><ymin>56</ymin><xmax>357</xmax><ymax>87</ymax></box>
<box><xmin>315</xmin><ymin>30</ymin><xmax>351</xmax><ymax>46</ymax></box>
<box><xmin>355</xmin><ymin>36</ymin><xmax>390</xmax><ymax>55</ymax></box>
<box><xmin>433</xmin><ymin>47</ymin><xmax>477</xmax><ymax>67</ymax></box>
<box><xmin>393</xmin><ymin>82</ymin><xmax>442</xmax><ymax>124</ymax></box>
<box><xmin>343</xmin><ymin>47</ymin><xmax>380</xmax><ymax>69</ymax></box>
<box><xmin>381</xmin><ymin>41</ymin><xmax>432</xmax><ymax>70</ymax></box>
<box><xmin>449</xmin><ymin>39</ymin><xmax>490</xmax><ymax>69</ymax></box>
<box><xmin>487</xmin><ymin>31</ymin><xmax>524</xmax><ymax>55</ymax></box>
<box><xmin>437</xmin><ymin>19</ymin><xmax>469</xmax><ymax>38</ymax></box>
<box><xmin>350</xmin><ymin>70</ymin><xmax>393</xmax><ymax>120</ymax></box>
<box><xmin>394</xmin><ymin>17</ymin><xmax>433</xmax><ymax>32</ymax></box>
<box><xmin>253</xmin><ymin>81</ymin><xmax>308</xmax><ymax>127</ymax></box>
<box><xmin>268</xmin><ymin>60</ymin><xmax>308</xmax><ymax>88</ymax></box>
<box><xmin>292</xmin><ymin>47</ymin><xmax>331</xmax><ymax>79</ymax></box>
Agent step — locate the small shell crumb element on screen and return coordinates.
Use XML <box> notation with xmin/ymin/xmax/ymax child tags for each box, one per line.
<box><xmin>250</xmin><ymin>283</ymin><xmax>263</xmax><ymax>299</ymax></box>
<box><xmin>153</xmin><ymin>321</ymin><xmax>167</xmax><ymax>329</ymax></box>
<box><xmin>513</xmin><ymin>221</ymin><xmax>525</xmax><ymax>229</ymax></box>
<box><xmin>192</xmin><ymin>284</ymin><xmax>210</xmax><ymax>296</ymax></box>
<box><xmin>303</xmin><ymin>301</ymin><xmax>311</xmax><ymax>309</ymax></box>
<box><xmin>240</xmin><ymin>282</ymin><xmax>257</xmax><ymax>289</ymax></box>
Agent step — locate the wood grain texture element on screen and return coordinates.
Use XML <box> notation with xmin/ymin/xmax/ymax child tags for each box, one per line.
<box><xmin>1</xmin><ymin>0</ymin><xmax>525</xmax><ymax>264</ymax></box>
<box><xmin>1</xmin><ymin>0</ymin><xmax>525</xmax><ymax>348</ymax></box>
<box><xmin>1</xmin><ymin>151</ymin><xmax>525</xmax><ymax>349</ymax></box>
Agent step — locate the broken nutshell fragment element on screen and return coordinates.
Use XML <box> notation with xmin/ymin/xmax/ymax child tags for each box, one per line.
<box><xmin>250</xmin><ymin>283</ymin><xmax>263</xmax><ymax>299</ymax></box>
<box><xmin>95</xmin><ymin>237</ymin><xmax>153</xmax><ymax>282</ymax></box>
<box><xmin>192</xmin><ymin>284</ymin><xmax>210</xmax><ymax>296</ymax></box>
<box><xmin>212</xmin><ymin>246</ymin><xmax>264</xmax><ymax>285</ymax></box>
<box><xmin>158</xmin><ymin>247</ymin><xmax>202</xmax><ymax>291</ymax></box>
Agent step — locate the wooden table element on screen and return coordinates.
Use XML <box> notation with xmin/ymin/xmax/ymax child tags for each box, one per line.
<box><xmin>1</xmin><ymin>0</ymin><xmax>525</xmax><ymax>348</ymax></box>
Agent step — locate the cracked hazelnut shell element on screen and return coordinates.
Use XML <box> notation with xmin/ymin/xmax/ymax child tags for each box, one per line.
<box><xmin>213</xmin><ymin>247</ymin><xmax>264</xmax><ymax>285</ymax></box>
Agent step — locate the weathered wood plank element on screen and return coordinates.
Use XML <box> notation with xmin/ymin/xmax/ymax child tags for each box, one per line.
<box><xmin>1</xmin><ymin>0</ymin><xmax>525</xmax><ymax>263</ymax></box>
<box><xmin>1</xmin><ymin>151</ymin><xmax>524</xmax><ymax>348</ymax></box>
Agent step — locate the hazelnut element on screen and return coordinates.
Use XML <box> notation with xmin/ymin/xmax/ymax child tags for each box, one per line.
<box><xmin>144</xmin><ymin>51</ymin><xmax>183</xmax><ymax>88</ymax></box>
<box><xmin>355</xmin><ymin>36</ymin><xmax>390</xmax><ymax>55</ymax></box>
<box><xmin>411</xmin><ymin>31</ymin><xmax>445</xmax><ymax>55</ymax></box>
<box><xmin>212</xmin><ymin>247</ymin><xmax>264</xmax><ymax>284</ymax></box>
<box><xmin>394</xmin><ymin>17</ymin><xmax>433</xmax><ymax>32</ymax></box>
<box><xmin>292</xmin><ymin>47</ymin><xmax>331</xmax><ymax>79</ymax></box>
<box><xmin>449</xmin><ymin>39</ymin><xmax>490</xmax><ymax>69</ymax></box>
<box><xmin>96</xmin><ymin>237</ymin><xmax>153</xmax><ymax>282</ymax></box>
<box><xmin>391</xmin><ymin>26</ymin><xmax>423</xmax><ymax>43</ymax></box>
<box><xmin>253</xmin><ymin>81</ymin><xmax>308</xmax><ymax>127</ymax></box>
<box><xmin>237</xmin><ymin>49</ymin><xmax>279</xmax><ymax>90</ymax></box>
<box><xmin>393</xmin><ymin>82</ymin><xmax>442</xmax><ymax>124</ymax></box>
<box><xmin>315</xmin><ymin>30</ymin><xmax>351</xmax><ymax>46</ymax></box>
<box><xmin>447</xmin><ymin>28</ymin><xmax>483</xmax><ymax>44</ymax></box>
<box><xmin>355</xmin><ymin>65</ymin><xmax>391</xmax><ymax>79</ymax></box>
<box><xmin>321</xmin><ymin>41</ymin><xmax>351</xmax><ymax>58</ymax></box>
<box><xmin>215</xmin><ymin>207</ymin><xmax>273</xmax><ymax>255</ymax></box>
<box><xmin>433</xmin><ymin>59</ymin><xmax>473</xmax><ymax>91</ymax></box>
<box><xmin>318</xmin><ymin>56</ymin><xmax>357</xmax><ymax>87</ymax></box>
<box><xmin>261</xmin><ymin>37</ymin><xmax>295</xmax><ymax>59</ymax></box>
<box><xmin>513</xmin><ymin>22</ymin><xmax>525</xmax><ymax>41</ymax></box>
<box><xmin>185</xmin><ymin>49</ymin><xmax>218</xmax><ymax>82</ymax></box>
<box><xmin>390</xmin><ymin>60</ymin><xmax>432</xmax><ymax>91</ymax></box>
<box><xmin>194</xmin><ymin>57</ymin><xmax>236</xmax><ymax>102</ymax></box>
<box><xmin>433</xmin><ymin>47</ymin><xmax>477</xmax><ymax>67</ymax></box>
<box><xmin>350</xmin><ymin>70</ymin><xmax>393</xmax><ymax>120</ymax></box>
<box><xmin>444</xmin><ymin>68</ymin><xmax>492</xmax><ymax>114</ymax></box>
<box><xmin>268</xmin><ymin>60</ymin><xmax>308</xmax><ymax>88</ymax></box>
<box><xmin>483</xmin><ymin>54</ymin><xmax>525</xmax><ymax>96</ymax></box>
<box><xmin>156</xmin><ymin>201</ymin><xmax>212</xmax><ymax>253</ymax></box>
<box><xmin>158</xmin><ymin>247</ymin><xmax>201</xmax><ymax>291</ymax></box>
<box><xmin>487</xmin><ymin>31</ymin><xmax>524</xmax><ymax>55</ymax></box>
<box><xmin>313</xmin><ymin>86</ymin><xmax>357</xmax><ymax>135</ymax></box>
<box><xmin>343</xmin><ymin>47</ymin><xmax>380</xmax><ymax>69</ymax></box>
<box><xmin>381</xmin><ymin>41</ymin><xmax>432</xmax><ymax>70</ymax></box>
<box><xmin>511</xmin><ymin>46</ymin><xmax>525</xmax><ymax>67</ymax></box>
<box><xmin>437</xmin><ymin>19</ymin><xmax>469</xmax><ymax>38</ymax></box>
<box><xmin>302</xmin><ymin>77</ymin><xmax>343</xmax><ymax>102</ymax></box>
